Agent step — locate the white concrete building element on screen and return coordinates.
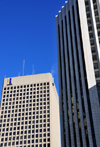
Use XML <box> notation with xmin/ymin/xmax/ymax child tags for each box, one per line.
<box><xmin>0</xmin><ymin>73</ymin><xmax>60</xmax><ymax>147</ymax></box>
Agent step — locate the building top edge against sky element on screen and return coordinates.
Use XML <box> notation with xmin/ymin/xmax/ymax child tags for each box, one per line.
<box><xmin>4</xmin><ymin>73</ymin><xmax>52</xmax><ymax>80</ymax></box>
<box><xmin>3</xmin><ymin>73</ymin><xmax>54</xmax><ymax>88</ymax></box>
<box><xmin>55</xmin><ymin>1</ymin><xmax>68</xmax><ymax>18</ymax></box>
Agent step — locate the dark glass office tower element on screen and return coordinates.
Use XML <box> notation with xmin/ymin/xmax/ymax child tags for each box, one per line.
<box><xmin>56</xmin><ymin>0</ymin><xmax>100</xmax><ymax>146</ymax></box>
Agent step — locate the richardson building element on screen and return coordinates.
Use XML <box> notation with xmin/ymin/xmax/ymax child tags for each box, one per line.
<box><xmin>0</xmin><ymin>73</ymin><xmax>60</xmax><ymax>147</ymax></box>
<box><xmin>56</xmin><ymin>0</ymin><xmax>100</xmax><ymax>147</ymax></box>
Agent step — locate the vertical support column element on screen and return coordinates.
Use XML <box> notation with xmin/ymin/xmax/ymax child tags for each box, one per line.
<box><xmin>73</xmin><ymin>1</ymin><xmax>94</xmax><ymax>147</ymax></box>
<box><xmin>63</xmin><ymin>2</ymin><xmax>75</xmax><ymax>147</ymax></box>
<box><xmin>59</xmin><ymin>7</ymin><xmax>70</xmax><ymax>147</ymax></box>
<box><xmin>69</xmin><ymin>0</ymin><xmax>88</xmax><ymax>146</ymax></box>
<box><xmin>56</xmin><ymin>15</ymin><xmax>65</xmax><ymax>147</ymax></box>
<box><xmin>66</xmin><ymin>1</ymin><xmax>82</xmax><ymax>146</ymax></box>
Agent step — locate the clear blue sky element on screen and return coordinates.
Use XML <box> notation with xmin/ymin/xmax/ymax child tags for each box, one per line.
<box><xmin>0</xmin><ymin>0</ymin><xmax>66</xmax><ymax>101</ymax></box>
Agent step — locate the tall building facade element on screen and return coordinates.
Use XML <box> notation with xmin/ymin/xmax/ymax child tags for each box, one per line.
<box><xmin>0</xmin><ymin>73</ymin><xmax>60</xmax><ymax>147</ymax></box>
<box><xmin>56</xmin><ymin>0</ymin><xmax>100</xmax><ymax>146</ymax></box>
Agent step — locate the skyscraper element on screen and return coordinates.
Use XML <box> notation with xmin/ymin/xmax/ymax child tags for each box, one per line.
<box><xmin>0</xmin><ymin>73</ymin><xmax>60</xmax><ymax>147</ymax></box>
<box><xmin>56</xmin><ymin>0</ymin><xmax>100</xmax><ymax>146</ymax></box>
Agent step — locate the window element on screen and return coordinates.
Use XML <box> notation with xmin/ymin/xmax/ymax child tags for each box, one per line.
<box><xmin>40</xmin><ymin>120</ymin><xmax>42</xmax><ymax>123</ymax></box>
<box><xmin>95</xmin><ymin>11</ymin><xmax>98</xmax><ymax>16</ymax></box>
<box><xmin>44</xmin><ymin>115</ymin><xmax>46</xmax><ymax>118</ymax></box>
<box><xmin>47</xmin><ymin>143</ymin><xmax>50</xmax><ymax>147</ymax></box>
<box><xmin>94</xmin><ymin>4</ymin><xmax>97</xmax><ymax>9</ymax></box>
<box><xmin>40</xmin><ymin>115</ymin><xmax>42</xmax><ymax>118</ymax></box>
<box><xmin>36</xmin><ymin>134</ymin><xmax>38</xmax><ymax>138</ymax></box>
<box><xmin>40</xmin><ymin>124</ymin><xmax>42</xmax><ymax>127</ymax></box>
<box><xmin>94</xmin><ymin>63</ymin><xmax>98</xmax><ymax>69</ymax></box>
<box><xmin>91</xmin><ymin>47</ymin><xmax>95</xmax><ymax>53</ymax></box>
<box><xmin>20</xmin><ymin>136</ymin><xmax>23</xmax><ymax>139</ymax></box>
<box><xmin>97</xmin><ymin>24</ymin><xmax>100</xmax><ymax>30</ymax></box>
<box><xmin>97</xmin><ymin>80</ymin><xmax>100</xmax><ymax>88</ymax></box>
<box><xmin>96</xmin><ymin>17</ymin><xmax>99</xmax><ymax>23</ymax></box>
<box><xmin>93</xmin><ymin>55</ymin><xmax>97</xmax><ymax>61</ymax></box>
<box><xmin>44</xmin><ymin>119</ymin><xmax>46</xmax><ymax>122</ymax></box>
<box><xmin>48</xmin><ymin>133</ymin><xmax>50</xmax><ymax>136</ymax></box>
<box><xmin>36</xmin><ymin>139</ymin><xmax>38</xmax><ymax>143</ymax></box>
<box><xmin>44</xmin><ymin>139</ymin><xmax>46</xmax><ymax>142</ymax></box>
<box><xmin>88</xmin><ymin>26</ymin><xmax>92</xmax><ymax>32</ymax></box>
<box><xmin>12</xmin><ymin>142</ymin><xmax>15</xmax><ymax>145</ymax></box>
<box><xmin>40</xmin><ymin>134</ymin><xmax>42</xmax><ymax>137</ymax></box>
<box><xmin>90</xmin><ymin>40</ymin><xmax>94</xmax><ymax>46</ymax></box>
<box><xmin>4</xmin><ymin>143</ymin><xmax>7</xmax><ymax>146</ymax></box>
<box><xmin>36</xmin><ymin>129</ymin><xmax>38</xmax><ymax>133</ymax></box>
<box><xmin>17</xmin><ymin>131</ymin><xmax>19</xmax><ymax>135</ymax></box>
<box><xmin>1</xmin><ymin>138</ymin><xmax>4</xmax><ymax>141</ymax></box>
<box><xmin>47</xmin><ymin>110</ymin><xmax>49</xmax><ymax>113</ymax></box>
<box><xmin>36</xmin><ymin>120</ymin><xmax>38</xmax><ymax>123</ymax></box>
<box><xmin>24</xmin><ymin>141</ymin><xmax>26</xmax><ymax>144</ymax></box>
<box><xmin>32</xmin><ymin>116</ymin><xmax>35</xmax><ymax>120</ymax></box>
<box><xmin>44</xmin><ymin>124</ymin><xmax>46</xmax><ymax>127</ymax></box>
<box><xmin>47</xmin><ymin>138</ymin><xmax>50</xmax><ymax>142</ymax></box>
<box><xmin>9</xmin><ymin>132</ymin><xmax>12</xmax><ymax>136</ymax></box>
<box><xmin>28</xmin><ymin>130</ymin><xmax>31</xmax><ymax>133</ymax></box>
<box><xmin>16</xmin><ymin>136</ymin><xmax>19</xmax><ymax>140</ymax></box>
<box><xmin>28</xmin><ymin>140</ymin><xmax>30</xmax><ymax>144</ymax></box>
<box><xmin>16</xmin><ymin>141</ymin><xmax>18</xmax><ymax>145</ymax></box>
<box><xmin>95</xmin><ymin>71</ymin><xmax>99</xmax><ymax>78</ymax></box>
<box><xmin>2</xmin><ymin>133</ymin><xmax>4</xmax><ymax>136</ymax></box>
<box><xmin>29</xmin><ymin>125</ymin><xmax>31</xmax><ymax>129</ymax></box>
<box><xmin>32</xmin><ymin>140</ymin><xmax>34</xmax><ymax>143</ymax></box>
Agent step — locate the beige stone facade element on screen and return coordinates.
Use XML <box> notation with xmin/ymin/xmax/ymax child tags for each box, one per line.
<box><xmin>0</xmin><ymin>73</ymin><xmax>60</xmax><ymax>147</ymax></box>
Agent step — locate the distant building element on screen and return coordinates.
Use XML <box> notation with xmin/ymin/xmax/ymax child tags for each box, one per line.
<box><xmin>56</xmin><ymin>0</ymin><xmax>100</xmax><ymax>146</ymax></box>
<box><xmin>0</xmin><ymin>73</ymin><xmax>60</xmax><ymax>147</ymax></box>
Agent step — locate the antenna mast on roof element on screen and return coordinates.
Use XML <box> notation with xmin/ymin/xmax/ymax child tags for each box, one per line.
<box><xmin>23</xmin><ymin>60</ymin><xmax>25</xmax><ymax>76</ymax></box>
<box><xmin>32</xmin><ymin>64</ymin><xmax>34</xmax><ymax>75</ymax></box>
